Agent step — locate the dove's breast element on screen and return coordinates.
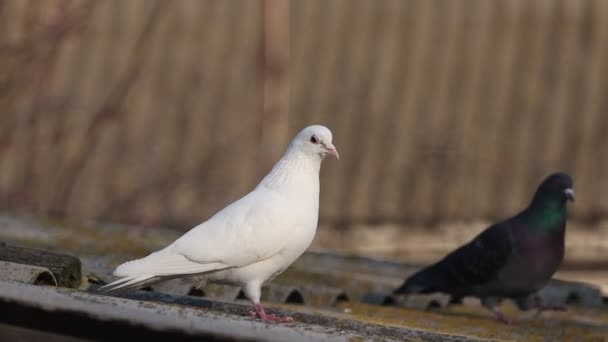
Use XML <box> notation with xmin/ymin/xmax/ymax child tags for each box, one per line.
<box><xmin>207</xmin><ymin>178</ymin><xmax>320</xmax><ymax>287</ymax></box>
<box><xmin>260</xmin><ymin>188</ymin><xmax>319</xmax><ymax>281</ymax></box>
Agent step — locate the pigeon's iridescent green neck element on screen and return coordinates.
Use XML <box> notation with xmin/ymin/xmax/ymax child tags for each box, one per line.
<box><xmin>527</xmin><ymin>195</ymin><xmax>566</xmax><ymax>232</ymax></box>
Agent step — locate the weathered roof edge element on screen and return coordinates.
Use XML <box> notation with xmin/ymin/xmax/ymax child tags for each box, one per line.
<box><xmin>0</xmin><ymin>280</ymin><xmax>489</xmax><ymax>342</ymax></box>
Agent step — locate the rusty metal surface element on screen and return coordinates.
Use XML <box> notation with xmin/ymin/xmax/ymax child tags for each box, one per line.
<box><xmin>0</xmin><ymin>213</ymin><xmax>605</xmax><ymax>311</ymax></box>
<box><xmin>1</xmin><ymin>214</ymin><xmax>608</xmax><ymax>340</ymax></box>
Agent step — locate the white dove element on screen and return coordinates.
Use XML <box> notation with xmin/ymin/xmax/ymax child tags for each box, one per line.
<box><xmin>100</xmin><ymin>125</ymin><xmax>339</xmax><ymax>322</ymax></box>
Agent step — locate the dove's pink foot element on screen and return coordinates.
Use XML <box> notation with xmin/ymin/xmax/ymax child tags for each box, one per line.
<box><xmin>250</xmin><ymin>303</ymin><xmax>294</xmax><ymax>323</ymax></box>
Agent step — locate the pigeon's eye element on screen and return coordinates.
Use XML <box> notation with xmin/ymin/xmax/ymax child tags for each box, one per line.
<box><xmin>310</xmin><ymin>136</ymin><xmax>318</xmax><ymax>144</ymax></box>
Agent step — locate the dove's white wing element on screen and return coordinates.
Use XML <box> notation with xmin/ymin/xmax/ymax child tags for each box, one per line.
<box><xmin>101</xmin><ymin>187</ymin><xmax>302</xmax><ymax>293</ymax></box>
<box><xmin>171</xmin><ymin>186</ymin><xmax>304</xmax><ymax>266</ymax></box>
<box><xmin>111</xmin><ymin>186</ymin><xmax>301</xmax><ymax>279</ymax></box>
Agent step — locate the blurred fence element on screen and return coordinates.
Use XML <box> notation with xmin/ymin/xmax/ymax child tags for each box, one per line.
<box><xmin>1</xmin><ymin>0</ymin><xmax>608</xmax><ymax>228</ymax></box>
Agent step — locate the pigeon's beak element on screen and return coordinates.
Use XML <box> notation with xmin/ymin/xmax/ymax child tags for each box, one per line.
<box><xmin>564</xmin><ymin>188</ymin><xmax>575</xmax><ymax>202</ymax></box>
<box><xmin>323</xmin><ymin>143</ymin><xmax>340</xmax><ymax>160</ymax></box>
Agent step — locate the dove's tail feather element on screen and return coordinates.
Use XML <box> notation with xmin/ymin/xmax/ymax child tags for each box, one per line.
<box><xmin>99</xmin><ymin>274</ymin><xmax>161</xmax><ymax>293</ymax></box>
<box><xmin>114</xmin><ymin>249</ymin><xmax>230</xmax><ymax>277</ymax></box>
<box><xmin>99</xmin><ymin>249</ymin><xmax>231</xmax><ymax>294</ymax></box>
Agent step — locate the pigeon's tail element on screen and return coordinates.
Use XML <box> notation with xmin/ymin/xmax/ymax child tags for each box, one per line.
<box><xmin>393</xmin><ymin>266</ymin><xmax>446</xmax><ymax>295</ymax></box>
<box><xmin>99</xmin><ymin>249</ymin><xmax>231</xmax><ymax>294</ymax></box>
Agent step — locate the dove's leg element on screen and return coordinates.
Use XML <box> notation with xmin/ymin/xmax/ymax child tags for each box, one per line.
<box><xmin>482</xmin><ymin>297</ymin><xmax>513</xmax><ymax>324</ymax></box>
<box><xmin>250</xmin><ymin>302</ymin><xmax>294</xmax><ymax>323</ymax></box>
<box><xmin>244</xmin><ymin>282</ymin><xmax>294</xmax><ymax>323</ymax></box>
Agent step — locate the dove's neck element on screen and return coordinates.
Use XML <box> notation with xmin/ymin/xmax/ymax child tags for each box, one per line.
<box><xmin>259</xmin><ymin>149</ymin><xmax>321</xmax><ymax>197</ymax></box>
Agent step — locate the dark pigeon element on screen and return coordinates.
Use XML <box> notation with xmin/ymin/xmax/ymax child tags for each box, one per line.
<box><xmin>394</xmin><ymin>172</ymin><xmax>575</xmax><ymax>323</ymax></box>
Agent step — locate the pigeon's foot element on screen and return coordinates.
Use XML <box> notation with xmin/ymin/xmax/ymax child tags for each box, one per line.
<box><xmin>494</xmin><ymin>311</ymin><xmax>515</xmax><ymax>325</ymax></box>
<box><xmin>534</xmin><ymin>304</ymin><xmax>568</xmax><ymax>317</ymax></box>
<box><xmin>537</xmin><ymin>304</ymin><xmax>567</xmax><ymax>311</ymax></box>
<box><xmin>482</xmin><ymin>298</ymin><xmax>514</xmax><ymax>324</ymax></box>
<box><xmin>524</xmin><ymin>295</ymin><xmax>568</xmax><ymax>317</ymax></box>
<box><xmin>538</xmin><ymin>305</ymin><xmax>568</xmax><ymax>311</ymax></box>
<box><xmin>251</xmin><ymin>303</ymin><xmax>294</xmax><ymax>323</ymax></box>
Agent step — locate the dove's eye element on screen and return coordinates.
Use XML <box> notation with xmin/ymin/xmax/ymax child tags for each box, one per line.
<box><xmin>310</xmin><ymin>136</ymin><xmax>318</xmax><ymax>144</ymax></box>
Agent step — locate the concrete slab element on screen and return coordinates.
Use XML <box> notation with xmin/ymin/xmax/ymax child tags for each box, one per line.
<box><xmin>0</xmin><ymin>261</ymin><xmax>57</xmax><ymax>286</ymax></box>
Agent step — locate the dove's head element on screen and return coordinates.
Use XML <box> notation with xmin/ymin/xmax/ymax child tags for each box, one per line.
<box><xmin>290</xmin><ymin>125</ymin><xmax>339</xmax><ymax>160</ymax></box>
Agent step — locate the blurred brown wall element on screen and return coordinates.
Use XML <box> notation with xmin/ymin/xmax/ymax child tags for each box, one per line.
<box><xmin>1</xmin><ymin>0</ymin><xmax>607</xmax><ymax>228</ymax></box>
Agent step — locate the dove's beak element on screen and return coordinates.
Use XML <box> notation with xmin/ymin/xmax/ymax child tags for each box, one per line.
<box><xmin>323</xmin><ymin>144</ymin><xmax>340</xmax><ymax>160</ymax></box>
<box><xmin>564</xmin><ymin>188</ymin><xmax>575</xmax><ymax>202</ymax></box>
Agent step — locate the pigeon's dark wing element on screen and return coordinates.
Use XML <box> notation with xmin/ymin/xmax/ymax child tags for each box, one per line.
<box><xmin>447</xmin><ymin>222</ymin><xmax>514</xmax><ymax>285</ymax></box>
<box><xmin>394</xmin><ymin>222</ymin><xmax>514</xmax><ymax>297</ymax></box>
